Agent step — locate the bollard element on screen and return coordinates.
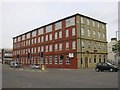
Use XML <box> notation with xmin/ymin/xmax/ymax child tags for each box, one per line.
<box><xmin>41</xmin><ymin>64</ymin><xmax>45</xmax><ymax>71</ymax></box>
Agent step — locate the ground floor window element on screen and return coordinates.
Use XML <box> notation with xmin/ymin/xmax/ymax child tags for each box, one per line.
<box><xmin>49</xmin><ymin>56</ymin><xmax>52</xmax><ymax>64</ymax></box>
<box><xmin>59</xmin><ymin>55</ymin><xmax>63</xmax><ymax>64</ymax></box>
<box><xmin>66</xmin><ymin>55</ymin><xmax>70</xmax><ymax>64</ymax></box>
<box><xmin>55</xmin><ymin>56</ymin><xmax>58</xmax><ymax>64</ymax></box>
<box><xmin>45</xmin><ymin>56</ymin><xmax>49</xmax><ymax>64</ymax></box>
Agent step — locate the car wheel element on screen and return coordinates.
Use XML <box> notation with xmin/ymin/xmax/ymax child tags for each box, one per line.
<box><xmin>110</xmin><ymin>68</ymin><xmax>114</xmax><ymax>72</ymax></box>
<box><xmin>95</xmin><ymin>68</ymin><xmax>99</xmax><ymax>72</ymax></box>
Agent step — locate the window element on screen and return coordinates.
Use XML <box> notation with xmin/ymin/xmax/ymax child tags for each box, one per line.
<box><xmin>82</xmin><ymin>41</ymin><xmax>85</xmax><ymax>48</ymax></box>
<box><xmin>65</xmin><ymin>17</ymin><xmax>75</xmax><ymax>27</ymax></box>
<box><xmin>93</xmin><ymin>21</ymin><xmax>95</xmax><ymax>27</ymax></box>
<box><xmin>94</xmin><ymin>55</ymin><xmax>96</xmax><ymax>63</ymax></box>
<box><xmin>45</xmin><ymin>56</ymin><xmax>49</xmax><ymax>64</ymax></box>
<box><xmin>49</xmin><ymin>45</ymin><xmax>52</xmax><ymax>52</ymax></box>
<box><xmin>41</xmin><ymin>46</ymin><xmax>44</xmax><ymax>52</ymax></box>
<box><xmin>26</xmin><ymin>33</ymin><xmax>30</xmax><ymax>39</ymax></box>
<box><xmin>103</xmin><ymin>44</ymin><xmax>106</xmax><ymax>50</ymax></box>
<box><xmin>66</xmin><ymin>55</ymin><xmax>70</xmax><ymax>64</ymax></box>
<box><xmin>88</xmin><ymin>29</ymin><xmax>91</xmax><ymax>37</ymax></box>
<box><xmin>46</xmin><ymin>25</ymin><xmax>52</xmax><ymax>33</ymax></box>
<box><xmin>18</xmin><ymin>37</ymin><xmax>21</xmax><ymax>42</ymax></box>
<box><xmin>59</xmin><ymin>55</ymin><xmax>63</xmax><ymax>64</ymax></box>
<box><xmin>59</xmin><ymin>31</ymin><xmax>62</xmax><ymax>38</ymax></box>
<box><xmin>41</xmin><ymin>36</ymin><xmax>44</xmax><ymax>42</ymax></box>
<box><xmin>46</xmin><ymin>35</ymin><xmax>48</xmax><ymax>41</ymax></box>
<box><xmin>72</xmin><ymin>28</ymin><xmax>76</xmax><ymax>36</ymax></box>
<box><xmin>72</xmin><ymin>41</ymin><xmax>76</xmax><ymax>49</ymax></box>
<box><xmin>94</xmin><ymin>42</ymin><xmax>97</xmax><ymax>49</ymax></box>
<box><xmin>32</xmin><ymin>31</ymin><xmax>36</xmax><ymax>37</ymax></box>
<box><xmin>98</xmin><ymin>43</ymin><xmax>101</xmax><ymax>49</ymax></box>
<box><xmin>49</xmin><ymin>34</ymin><xmax>52</xmax><ymax>40</ymax></box>
<box><xmin>46</xmin><ymin>46</ymin><xmax>48</xmax><ymax>52</ymax></box>
<box><xmin>81</xmin><ymin>17</ymin><xmax>84</xmax><ymax>24</ymax></box>
<box><xmin>66</xmin><ymin>42</ymin><xmax>69</xmax><ymax>50</ymax></box>
<box><xmin>38</xmin><ymin>37</ymin><xmax>40</xmax><ymax>43</ymax></box>
<box><xmin>81</xmin><ymin>28</ymin><xmax>85</xmax><ymax>36</ymax></box>
<box><xmin>66</xmin><ymin>29</ymin><xmax>69</xmax><ymax>37</ymax></box>
<box><xmin>93</xmin><ymin>30</ymin><xmax>96</xmax><ymax>38</ymax></box>
<box><xmin>55</xmin><ymin>22</ymin><xmax>62</xmax><ymax>30</ymax></box>
<box><xmin>55</xmin><ymin>32</ymin><xmax>58</xmax><ymax>39</ymax></box>
<box><xmin>87</xmin><ymin>19</ymin><xmax>90</xmax><ymax>25</ymax></box>
<box><xmin>22</xmin><ymin>35</ymin><xmax>25</xmax><ymax>40</ymax></box>
<box><xmin>38</xmin><ymin>28</ymin><xmax>44</xmax><ymax>35</ymax></box>
<box><xmin>103</xmin><ymin>33</ymin><xmax>105</xmax><ymax>40</ymax></box>
<box><xmin>102</xmin><ymin>24</ymin><xmax>105</xmax><ymax>29</ymax></box>
<box><xmin>88</xmin><ymin>42</ymin><xmax>91</xmax><ymax>49</ymax></box>
<box><xmin>49</xmin><ymin>56</ymin><xmax>52</xmax><ymax>64</ymax></box>
<box><xmin>55</xmin><ymin>56</ymin><xmax>58</xmax><ymax>64</ymax></box>
<box><xmin>55</xmin><ymin>44</ymin><xmax>58</xmax><ymax>51</ymax></box>
<box><xmin>98</xmin><ymin>31</ymin><xmax>101</xmax><ymax>39</ymax></box>
<box><xmin>14</xmin><ymin>38</ymin><xmax>17</xmax><ymax>43</ymax></box>
<box><xmin>38</xmin><ymin>47</ymin><xmax>40</xmax><ymax>52</ymax></box>
<box><xmin>59</xmin><ymin>43</ymin><xmax>62</xmax><ymax>51</ymax></box>
<box><xmin>98</xmin><ymin>22</ymin><xmax>100</xmax><ymax>28</ymax></box>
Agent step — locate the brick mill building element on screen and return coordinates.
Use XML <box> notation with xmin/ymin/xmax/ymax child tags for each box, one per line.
<box><xmin>13</xmin><ymin>13</ymin><xmax>108</xmax><ymax>69</ymax></box>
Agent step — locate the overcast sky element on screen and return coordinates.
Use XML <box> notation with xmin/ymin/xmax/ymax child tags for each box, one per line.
<box><xmin>0</xmin><ymin>1</ymin><xmax>118</xmax><ymax>49</ymax></box>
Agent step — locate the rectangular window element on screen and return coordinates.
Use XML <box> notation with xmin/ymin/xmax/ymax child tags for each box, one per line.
<box><xmin>18</xmin><ymin>37</ymin><xmax>21</xmax><ymax>42</ymax></box>
<box><xmin>49</xmin><ymin>34</ymin><xmax>52</xmax><ymax>40</ymax></box>
<box><xmin>98</xmin><ymin>31</ymin><xmax>101</xmax><ymax>39</ymax></box>
<box><xmin>41</xmin><ymin>46</ymin><xmax>44</xmax><ymax>52</ymax></box>
<box><xmin>38</xmin><ymin>37</ymin><xmax>41</xmax><ymax>43</ymax></box>
<box><xmin>55</xmin><ymin>56</ymin><xmax>58</xmax><ymax>64</ymax></box>
<box><xmin>38</xmin><ymin>47</ymin><xmax>40</xmax><ymax>52</ymax></box>
<box><xmin>66</xmin><ymin>29</ymin><xmax>69</xmax><ymax>37</ymax></box>
<box><xmin>49</xmin><ymin>56</ymin><xmax>52</xmax><ymax>64</ymax></box>
<box><xmin>88</xmin><ymin>29</ymin><xmax>91</xmax><ymax>37</ymax></box>
<box><xmin>45</xmin><ymin>56</ymin><xmax>49</xmax><ymax>64</ymax></box>
<box><xmin>55</xmin><ymin>22</ymin><xmax>62</xmax><ymax>30</ymax></box>
<box><xmin>81</xmin><ymin>17</ymin><xmax>84</xmax><ymax>24</ymax></box>
<box><xmin>41</xmin><ymin>36</ymin><xmax>44</xmax><ymax>42</ymax></box>
<box><xmin>38</xmin><ymin>28</ymin><xmax>44</xmax><ymax>35</ymax></box>
<box><xmin>88</xmin><ymin>42</ymin><xmax>91</xmax><ymax>49</ymax></box>
<box><xmin>66</xmin><ymin>42</ymin><xmax>69</xmax><ymax>50</ymax></box>
<box><xmin>93</xmin><ymin>21</ymin><xmax>95</xmax><ymax>27</ymax></box>
<box><xmin>46</xmin><ymin>35</ymin><xmax>48</xmax><ymax>41</ymax></box>
<box><xmin>59</xmin><ymin>43</ymin><xmax>62</xmax><ymax>51</ymax></box>
<box><xmin>55</xmin><ymin>32</ymin><xmax>58</xmax><ymax>39</ymax></box>
<box><xmin>49</xmin><ymin>45</ymin><xmax>52</xmax><ymax>52</ymax></box>
<box><xmin>22</xmin><ymin>35</ymin><xmax>25</xmax><ymax>40</ymax></box>
<box><xmin>93</xmin><ymin>30</ymin><xmax>96</xmax><ymax>38</ymax></box>
<box><xmin>59</xmin><ymin>31</ymin><xmax>62</xmax><ymax>38</ymax></box>
<box><xmin>14</xmin><ymin>38</ymin><xmax>17</xmax><ymax>43</ymax></box>
<box><xmin>94</xmin><ymin>42</ymin><xmax>97</xmax><ymax>49</ymax></box>
<box><xmin>59</xmin><ymin>55</ymin><xmax>63</xmax><ymax>64</ymax></box>
<box><xmin>98</xmin><ymin>22</ymin><xmax>100</xmax><ymax>28</ymax></box>
<box><xmin>66</xmin><ymin>55</ymin><xmax>70</xmax><ymax>64</ymax></box>
<box><xmin>102</xmin><ymin>24</ymin><xmax>105</xmax><ymax>29</ymax></box>
<box><xmin>46</xmin><ymin>46</ymin><xmax>48</xmax><ymax>52</ymax></box>
<box><xmin>65</xmin><ymin>17</ymin><xmax>75</xmax><ymax>27</ymax></box>
<box><xmin>72</xmin><ymin>28</ymin><xmax>76</xmax><ymax>36</ymax></box>
<box><xmin>55</xmin><ymin>44</ymin><xmax>58</xmax><ymax>51</ymax></box>
<box><xmin>87</xmin><ymin>19</ymin><xmax>90</xmax><ymax>25</ymax></box>
<box><xmin>81</xmin><ymin>28</ymin><xmax>85</xmax><ymax>36</ymax></box>
<box><xmin>72</xmin><ymin>41</ymin><xmax>76</xmax><ymax>49</ymax></box>
<box><xmin>26</xmin><ymin>33</ymin><xmax>30</xmax><ymax>39</ymax></box>
<box><xmin>46</xmin><ymin>25</ymin><xmax>52</xmax><ymax>33</ymax></box>
<box><xmin>32</xmin><ymin>31</ymin><xmax>36</xmax><ymax>37</ymax></box>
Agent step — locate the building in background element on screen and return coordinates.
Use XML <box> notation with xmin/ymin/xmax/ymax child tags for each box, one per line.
<box><xmin>1</xmin><ymin>48</ymin><xmax>13</xmax><ymax>64</ymax></box>
<box><xmin>0</xmin><ymin>49</ymin><xmax>2</xmax><ymax>64</ymax></box>
<box><xmin>108</xmin><ymin>38</ymin><xmax>118</xmax><ymax>64</ymax></box>
<box><xmin>13</xmin><ymin>13</ymin><xmax>107</xmax><ymax>69</ymax></box>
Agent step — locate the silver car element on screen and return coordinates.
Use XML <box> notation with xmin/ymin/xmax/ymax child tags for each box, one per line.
<box><xmin>30</xmin><ymin>64</ymin><xmax>41</xmax><ymax>69</ymax></box>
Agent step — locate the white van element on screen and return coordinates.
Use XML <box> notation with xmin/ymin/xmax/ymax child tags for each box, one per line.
<box><xmin>10</xmin><ymin>61</ymin><xmax>21</xmax><ymax>68</ymax></box>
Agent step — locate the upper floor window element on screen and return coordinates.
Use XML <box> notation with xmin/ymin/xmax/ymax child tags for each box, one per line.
<box><xmin>46</xmin><ymin>35</ymin><xmax>48</xmax><ymax>41</ymax></box>
<box><xmin>22</xmin><ymin>35</ymin><xmax>25</xmax><ymax>40</ymax></box>
<box><xmin>98</xmin><ymin>43</ymin><xmax>101</xmax><ymax>49</ymax></box>
<box><xmin>65</xmin><ymin>17</ymin><xmax>75</xmax><ymax>27</ymax></box>
<box><xmin>98</xmin><ymin>31</ymin><xmax>101</xmax><ymax>39</ymax></box>
<box><xmin>66</xmin><ymin>29</ymin><xmax>69</xmax><ymax>37</ymax></box>
<box><xmin>32</xmin><ymin>31</ymin><xmax>37</xmax><ymax>37</ymax></box>
<box><xmin>81</xmin><ymin>17</ymin><xmax>84</xmax><ymax>24</ymax></box>
<box><xmin>93</xmin><ymin>30</ymin><xmax>96</xmax><ymax>38</ymax></box>
<box><xmin>59</xmin><ymin>31</ymin><xmax>62</xmax><ymax>38</ymax></box>
<box><xmin>59</xmin><ymin>43</ymin><xmax>62</xmax><ymax>51</ymax></box>
<box><xmin>92</xmin><ymin>21</ymin><xmax>95</xmax><ymax>27</ymax></box>
<box><xmin>102</xmin><ymin>24</ymin><xmax>105</xmax><ymax>30</ymax></box>
<box><xmin>41</xmin><ymin>46</ymin><xmax>44</xmax><ymax>52</ymax></box>
<box><xmin>82</xmin><ymin>41</ymin><xmax>85</xmax><ymax>48</ymax></box>
<box><xmin>72</xmin><ymin>41</ymin><xmax>76</xmax><ymax>49</ymax></box>
<box><xmin>55</xmin><ymin>32</ymin><xmax>58</xmax><ymax>39</ymax></box>
<box><xmin>38</xmin><ymin>47</ymin><xmax>40</xmax><ymax>52</ymax></box>
<box><xmin>38</xmin><ymin>37</ymin><xmax>41</xmax><ymax>43</ymax></box>
<box><xmin>88</xmin><ymin>42</ymin><xmax>91</xmax><ymax>49</ymax></box>
<box><xmin>18</xmin><ymin>36</ymin><xmax>21</xmax><ymax>42</ymax></box>
<box><xmin>46</xmin><ymin>25</ymin><xmax>52</xmax><ymax>33</ymax></box>
<box><xmin>45</xmin><ymin>45</ymin><xmax>48</xmax><ymax>52</ymax></box>
<box><xmin>49</xmin><ymin>34</ymin><xmax>52</xmax><ymax>40</ymax></box>
<box><xmin>26</xmin><ymin>33</ymin><xmax>30</xmax><ymax>39</ymax></box>
<box><xmin>41</xmin><ymin>36</ymin><xmax>44</xmax><ymax>42</ymax></box>
<box><xmin>88</xmin><ymin>29</ymin><xmax>91</xmax><ymax>37</ymax></box>
<box><xmin>94</xmin><ymin>42</ymin><xmax>97</xmax><ymax>49</ymax></box>
<box><xmin>98</xmin><ymin>22</ymin><xmax>100</xmax><ymax>28</ymax></box>
<box><xmin>103</xmin><ymin>33</ymin><xmax>105</xmax><ymax>40</ymax></box>
<box><xmin>49</xmin><ymin>45</ymin><xmax>52</xmax><ymax>52</ymax></box>
<box><xmin>14</xmin><ymin>38</ymin><xmax>17</xmax><ymax>43</ymax></box>
<box><xmin>66</xmin><ymin>42</ymin><xmax>69</xmax><ymax>50</ymax></box>
<box><xmin>55</xmin><ymin>22</ymin><xmax>62</xmax><ymax>30</ymax></box>
<box><xmin>38</xmin><ymin>28</ymin><xmax>44</xmax><ymax>35</ymax></box>
<box><xmin>87</xmin><ymin>19</ymin><xmax>90</xmax><ymax>25</ymax></box>
<box><xmin>81</xmin><ymin>28</ymin><xmax>85</xmax><ymax>36</ymax></box>
<box><xmin>72</xmin><ymin>28</ymin><xmax>76</xmax><ymax>36</ymax></box>
<box><xmin>55</xmin><ymin>44</ymin><xmax>58</xmax><ymax>51</ymax></box>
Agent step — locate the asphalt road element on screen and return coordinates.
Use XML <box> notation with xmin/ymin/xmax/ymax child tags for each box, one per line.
<box><xmin>2</xmin><ymin>64</ymin><xmax>118</xmax><ymax>88</ymax></box>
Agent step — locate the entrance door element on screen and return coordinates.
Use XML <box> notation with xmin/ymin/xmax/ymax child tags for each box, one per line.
<box><xmin>85</xmin><ymin>57</ymin><xmax>88</xmax><ymax>68</ymax></box>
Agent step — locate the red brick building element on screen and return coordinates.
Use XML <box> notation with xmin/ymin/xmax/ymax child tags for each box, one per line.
<box><xmin>13</xmin><ymin>13</ymin><xmax>107</xmax><ymax>69</ymax></box>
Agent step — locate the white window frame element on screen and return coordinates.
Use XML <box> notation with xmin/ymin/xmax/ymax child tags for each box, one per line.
<box><xmin>49</xmin><ymin>34</ymin><xmax>52</xmax><ymax>40</ymax></box>
<box><xmin>65</xmin><ymin>17</ymin><xmax>75</xmax><ymax>27</ymax></box>
<box><xmin>46</xmin><ymin>35</ymin><xmax>49</xmax><ymax>41</ymax></box>
<box><xmin>46</xmin><ymin>25</ymin><xmax>52</xmax><ymax>33</ymax></box>
<box><xmin>38</xmin><ymin>28</ymin><xmax>44</xmax><ymax>35</ymax></box>
<box><xmin>26</xmin><ymin>33</ymin><xmax>30</xmax><ymax>39</ymax></box>
<box><xmin>32</xmin><ymin>31</ymin><xmax>36</xmax><ymax>37</ymax></box>
<box><xmin>22</xmin><ymin>35</ymin><xmax>25</xmax><ymax>40</ymax></box>
<box><xmin>55</xmin><ymin>22</ymin><xmax>62</xmax><ymax>30</ymax></box>
<box><xmin>72</xmin><ymin>41</ymin><xmax>76</xmax><ymax>49</ymax></box>
<box><xmin>66</xmin><ymin>29</ymin><xmax>69</xmax><ymax>37</ymax></box>
<box><xmin>41</xmin><ymin>36</ymin><xmax>44</xmax><ymax>42</ymax></box>
<box><xmin>59</xmin><ymin>31</ymin><xmax>62</xmax><ymax>38</ymax></box>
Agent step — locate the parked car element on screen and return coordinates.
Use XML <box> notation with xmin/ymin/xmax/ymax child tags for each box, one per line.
<box><xmin>30</xmin><ymin>64</ymin><xmax>41</xmax><ymax>69</ymax></box>
<box><xmin>10</xmin><ymin>61</ymin><xmax>21</xmax><ymax>68</ymax></box>
<box><xmin>95</xmin><ymin>62</ymin><xmax>119</xmax><ymax>72</ymax></box>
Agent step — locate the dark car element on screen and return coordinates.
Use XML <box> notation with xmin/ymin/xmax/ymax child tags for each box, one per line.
<box><xmin>95</xmin><ymin>62</ymin><xmax>119</xmax><ymax>72</ymax></box>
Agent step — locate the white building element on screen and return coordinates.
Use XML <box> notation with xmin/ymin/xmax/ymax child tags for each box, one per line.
<box><xmin>108</xmin><ymin>38</ymin><xmax>118</xmax><ymax>64</ymax></box>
